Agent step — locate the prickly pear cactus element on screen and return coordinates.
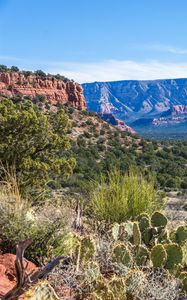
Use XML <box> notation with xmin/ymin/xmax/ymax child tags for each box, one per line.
<box><xmin>135</xmin><ymin>245</ymin><xmax>149</xmax><ymax>266</ymax></box>
<box><xmin>25</xmin><ymin>281</ymin><xmax>60</xmax><ymax>300</ymax></box>
<box><xmin>109</xmin><ymin>276</ymin><xmax>126</xmax><ymax>299</ymax></box>
<box><xmin>79</xmin><ymin>235</ymin><xmax>96</xmax><ymax>263</ymax></box>
<box><xmin>175</xmin><ymin>226</ymin><xmax>187</xmax><ymax>245</ymax></box>
<box><xmin>112</xmin><ymin>243</ymin><xmax>132</xmax><ymax>266</ymax></box>
<box><xmin>137</xmin><ymin>213</ymin><xmax>150</xmax><ymax>233</ymax></box>
<box><xmin>157</xmin><ymin>228</ymin><xmax>169</xmax><ymax>244</ymax></box>
<box><xmin>111</xmin><ymin>223</ymin><xmax>120</xmax><ymax>241</ymax></box>
<box><xmin>125</xmin><ymin>270</ymin><xmax>145</xmax><ymax>295</ymax></box>
<box><xmin>179</xmin><ymin>272</ymin><xmax>187</xmax><ymax>292</ymax></box>
<box><xmin>119</xmin><ymin>222</ymin><xmax>133</xmax><ymax>241</ymax></box>
<box><xmin>151</xmin><ymin>211</ymin><xmax>167</xmax><ymax>227</ymax></box>
<box><xmin>54</xmin><ymin>232</ymin><xmax>79</xmax><ymax>256</ymax></box>
<box><xmin>133</xmin><ymin>222</ymin><xmax>141</xmax><ymax>246</ymax></box>
<box><xmin>151</xmin><ymin>244</ymin><xmax>167</xmax><ymax>268</ymax></box>
<box><xmin>164</xmin><ymin>243</ymin><xmax>183</xmax><ymax>269</ymax></box>
<box><xmin>94</xmin><ymin>278</ymin><xmax>115</xmax><ymax>299</ymax></box>
<box><xmin>142</xmin><ymin>227</ymin><xmax>157</xmax><ymax>246</ymax></box>
<box><xmin>84</xmin><ymin>261</ymin><xmax>101</xmax><ymax>283</ymax></box>
<box><xmin>182</xmin><ymin>241</ymin><xmax>187</xmax><ymax>266</ymax></box>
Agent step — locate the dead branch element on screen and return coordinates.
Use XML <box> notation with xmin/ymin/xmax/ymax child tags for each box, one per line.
<box><xmin>3</xmin><ymin>239</ymin><xmax>69</xmax><ymax>300</ymax></box>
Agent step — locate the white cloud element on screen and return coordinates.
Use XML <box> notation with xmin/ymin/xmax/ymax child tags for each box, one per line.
<box><xmin>147</xmin><ymin>44</ymin><xmax>187</xmax><ymax>55</ymax></box>
<box><xmin>48</xmin><ymin>59</ymin><xmax>187</xmax><ymax>83</ymax></box>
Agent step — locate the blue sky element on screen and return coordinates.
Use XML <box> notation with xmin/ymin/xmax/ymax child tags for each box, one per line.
<box><xmin>1</xmin><ymin>0</ymin><xmax>187</xmax><ymax>82</ymax></box>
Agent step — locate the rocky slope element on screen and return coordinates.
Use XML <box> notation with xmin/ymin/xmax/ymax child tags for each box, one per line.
<box><xmin>98</xmin><ymin>113</ymin><xmax>136</xmax><ymax>134</ymax></box>
<box><xmin>0</xmin><ymin>71</ymin><xmax>86</xmax><ymax>110</ymax></box>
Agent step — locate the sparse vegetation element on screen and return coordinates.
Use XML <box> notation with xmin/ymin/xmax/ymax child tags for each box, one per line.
<box><xmin>0</xmin><ymin>73</ymin><xmax>186</xmax><ymax>299</ymax></box>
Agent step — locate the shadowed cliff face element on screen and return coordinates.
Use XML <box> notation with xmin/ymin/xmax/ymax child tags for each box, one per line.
<box><xmin>82</xmin><ymin>79</ymin><xmax>187</xmax><ymax>122</ymax></box>
<box><xmin>172</xmin><ymin>105</ymin><xmax>187</xmax><ymax>116</ymax></box>
<box><xmin>82</xmin><ymin>79</ymin><xmax>187</xmax><ymax>139</ymax></box>
<box><xmin>0</xmin><ymin>71</ymin><xmax>86</xmax><ymax>110</ymax></box>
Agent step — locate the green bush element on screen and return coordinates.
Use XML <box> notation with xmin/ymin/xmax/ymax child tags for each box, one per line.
<box><xmin>90</xmin><ymin>168</ymin><xmax>159</xmax><ymax>223</ymax></box>
<box><xmin>0</xmin><ymin>179</ymin><xmax>65</xmax><ymax>264</ymax></box>
<box><xmin>0</xmin><ymin>98</ymin><xmax>75</xmax><ymax>200</ymax></box>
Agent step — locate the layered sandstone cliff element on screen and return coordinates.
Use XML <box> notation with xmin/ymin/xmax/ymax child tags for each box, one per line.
<box><xmin>0</xmin><ymin>71</ymin><xmax>86</xmax><ymax>110</ymax></box>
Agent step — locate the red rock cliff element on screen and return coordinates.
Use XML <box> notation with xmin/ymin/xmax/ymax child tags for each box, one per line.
<box><xmin>0</xmin><ymin>71</ymin><xmax>86</xmax><ymax>110</ymax></box>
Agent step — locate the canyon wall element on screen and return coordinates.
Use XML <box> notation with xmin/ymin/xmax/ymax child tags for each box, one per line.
<box><xmin>0</xmin><ymin>71</ymin><xmax>86</xmax><ymax>110</ymax></box>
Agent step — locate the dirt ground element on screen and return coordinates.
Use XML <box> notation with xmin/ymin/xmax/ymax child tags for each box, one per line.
<box><xmin>164</xmin><ymin>191</ymin><xmax>187</xmax><ymax>230</ymax></box>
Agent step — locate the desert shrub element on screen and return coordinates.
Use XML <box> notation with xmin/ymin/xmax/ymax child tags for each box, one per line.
<box><xmin>0</xmin><ymin>172</ymin><xmax>66</xmax><ymax>263</ymax></box>
<box><xmin>90</xmin><ymin>168</ymin><xmax>159</xmax><ymax>223</ymax></box>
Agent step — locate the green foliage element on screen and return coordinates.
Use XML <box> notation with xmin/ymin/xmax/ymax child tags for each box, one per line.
<box><xmin>0</xmin><ymin>64</ymin><xmax>8</xmax><ymax>72</ymax></box>
<box><xmin>0</xmin><ymin>182</ymin><xmax>64</xmax><ymax>263</ymax></box>
<box><xmin>11</xmin><ymin>65</ymin><xmax>19</xmax><ymax>72</ymax></box>
<box><xmin>0</xmin><ymin>98</ymin><xmax>75</xmax><ymax>200</ymax></box>
<box><xmin>34</xmin><ymin>69</ymin><xmax>46</xmax><ymax>78</ymax></box>
<box><xmin>151</xmin><ymin>211</ymin><xmax>168</xmax><ymax>227</ymax></box>
<box><xmin>151</xmin><ymin>244</ymin><xmax>167</xmax><ymax>268</ymax></box>
<box><xmin>90</xmin><ymin>168</ymin><xmax>158</xmax><ymax>223</ymax></box>
<box><xmin>164</xmin><ymin>243</ymin><xmax>183</xmax><ymax>269</ymax></box>
<box><xmin>53</xmin><ymin>232</ymin><xmax>79</xmax><ymax>256</ymax></box>
<box><xmin>175</xmin><ymin>226</ymin><xmax>187</xmax><ymax>245</ymax></box>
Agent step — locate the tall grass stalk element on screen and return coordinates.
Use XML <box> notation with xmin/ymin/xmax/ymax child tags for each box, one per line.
<box><xmin>91</xmin><ymin>168</ymin><xmax>159</xmax><ymax>223</ymax></box>
<box><xmin>0</xmin><ymin>164</ymin><xmax>29</xmax><ymax>218</ymax></box>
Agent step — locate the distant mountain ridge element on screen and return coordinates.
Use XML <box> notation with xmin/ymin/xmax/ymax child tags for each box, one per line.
<box><xmin>82</xmin><ymin>79</ymin><xmax>187</xmax><ymax>139</ymax></box>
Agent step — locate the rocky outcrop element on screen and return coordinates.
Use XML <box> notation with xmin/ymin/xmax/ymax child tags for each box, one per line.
<box><xmin>0</xmin><ymin>253</ymin><xmax>37</xmax><ymax>298</ymax></box>
<box><xmin>172</xmin><ymin>105</ymin><xmax>187</xmax><ymax>116</ymax></box>
<box><xmin>98</xmin><ymin>113</ymin><xmax>136</xmax><ymax>134</ymax></box>
<box><xmin>0</xmin><ymin>71</ymin><xmax>86</xmax><ymax>110</ymax></box>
